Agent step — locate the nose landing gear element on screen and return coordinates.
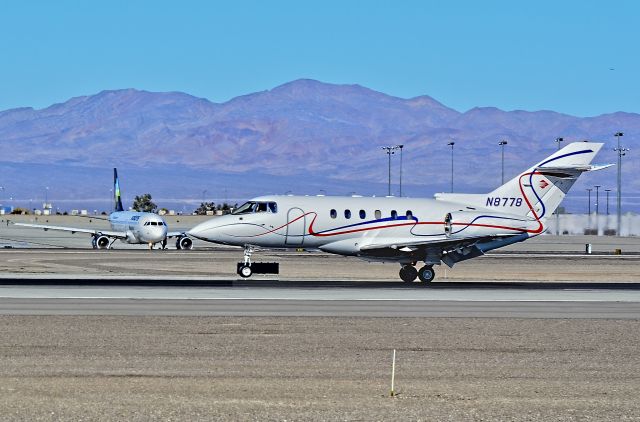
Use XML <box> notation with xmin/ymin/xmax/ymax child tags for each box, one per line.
<box><xmin>237</xmin><ymin>245</ymin><xmax>254</xmax><ymax>278</ymax></box>
<box><xmin>236</xmin><ymin>245</ymin><xmax>280</xmax><ymax>278</ymax></box>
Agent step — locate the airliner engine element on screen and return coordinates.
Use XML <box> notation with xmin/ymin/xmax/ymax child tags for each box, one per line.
<box><xmin>92</xmin><ymin>235</ymin><xmax>110</xmax><ymax>249</ymax></box>
<box><xmin>176</xmin><ymin>235</ymin><xmax>193</xmax><ymax>250</ymax></box>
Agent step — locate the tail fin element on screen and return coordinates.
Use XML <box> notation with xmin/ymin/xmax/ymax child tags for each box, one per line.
<box><xmin>489</xmin><ymin>142</ymin><xmax>606</xmax><ymax>220</ymax></box>
<box><xmin>113</xmin><ymin>168</ymin><xmax>124</xmax><ymax>212</ymax></box>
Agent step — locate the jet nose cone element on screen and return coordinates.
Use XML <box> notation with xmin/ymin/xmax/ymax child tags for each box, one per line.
<box><xmin>187</xmin><ymin>221</ymin><xmax>214</xmax><ymax>241</ymax></box>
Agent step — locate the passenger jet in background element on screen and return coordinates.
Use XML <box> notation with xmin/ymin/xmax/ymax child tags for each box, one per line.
<box><xmin>15</xmin><ymin>169</ymin><xmax>193</xmax><ymax>250</ymax></box>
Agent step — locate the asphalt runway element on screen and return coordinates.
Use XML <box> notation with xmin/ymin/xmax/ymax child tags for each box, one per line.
<box><xmin>1</xmin><ymin>280</ymin><xmax>639</xmax><ymax>318</ymax></box>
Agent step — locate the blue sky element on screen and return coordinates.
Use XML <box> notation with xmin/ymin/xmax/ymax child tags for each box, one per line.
<box><xmin>1</xmin><ymin>0</ymin><xmax>637</xmax><ymax>116</ymax></box>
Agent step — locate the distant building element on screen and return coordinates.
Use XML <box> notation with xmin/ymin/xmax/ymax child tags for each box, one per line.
<box><xmin>548</xmin><ymin>213</ymin><xmax>639</xmax><ymax>236</ymax></box>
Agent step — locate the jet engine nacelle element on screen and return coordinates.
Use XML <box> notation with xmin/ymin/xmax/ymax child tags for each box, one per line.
<box><xmin>318</xmin><ymin>239</ymin><xmax>361</xmax><ymax>256</ymax></box>
<box><xmin>92</xmin><ymin>235</ymin><xmax>111</xmax><ymax>250</ymax></box>
<box><xmin>176</xmin><ymin>235</ymin><xmax>193</xmax><ymax>250</ymax></box>
<box><xmin>444</xmin><ymin>211</ymin><xmax>540</xmax><ymax>238</ymax></box>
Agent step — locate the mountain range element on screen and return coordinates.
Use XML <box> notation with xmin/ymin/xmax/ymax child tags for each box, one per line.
<box><xmin>0</xmin><ymin>79</ymin><xmax>637</xmax><ymax>212</ymax></box>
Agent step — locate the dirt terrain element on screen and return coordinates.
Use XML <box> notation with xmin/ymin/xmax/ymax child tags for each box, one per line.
<box><xmin>1</xmin><ymin>316</ymin><xmax>639</xmax><ymax>421</ymax></box>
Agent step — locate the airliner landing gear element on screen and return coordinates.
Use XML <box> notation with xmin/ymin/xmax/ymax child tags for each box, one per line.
<box><xmin>399</xmin><ymin>265</ymin><xmax>418</xmax><ymax>283</ymax></box>
<box><xmin>417</xmin><ymin>265</ymin><xmax>435</xmax><ymax>283</ymax></box>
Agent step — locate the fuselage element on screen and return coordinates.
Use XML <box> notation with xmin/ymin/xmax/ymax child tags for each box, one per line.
<box><xmin>187</xmin><ymin>142</ymin><xmax>602</xmax><ymax>281</ymax></box>
<box><xmin>108</xmin><ymin>211</ymin><xmax>168</xmax><ymax>244</ymax></box>
<box><xmin>187</xmin><ymin>195</ymin><xmax>536</xmax><ymax>254</ymax></box>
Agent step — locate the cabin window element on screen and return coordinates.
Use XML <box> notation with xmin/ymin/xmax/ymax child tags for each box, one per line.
<box><xmin>391</xmin><ymin>210</ymin><xmax>397</xmax><ymax>220</ymax></box>
<box><xmin>375</xmin><ymin>210</ymin><xmax>382</xmax><ymax>219</ymax></box>
<box><xmin>406</xmin><ymin>210</ymin><xmax>413</xmax><ymax>219</ymax></box>
<box><xmin>359</xmin><ymin>210</ymin><xmax>366</xmax><ymax>219</ymax></box>
<box><xmin>344</xmin><ymin>209</ymin><xmax>352</xmax><ymax>219</ymax></box>
<box><xmin>330</xmin><ymin>209</ymin><xmax>337</xmax><ymax>219</ymax></box>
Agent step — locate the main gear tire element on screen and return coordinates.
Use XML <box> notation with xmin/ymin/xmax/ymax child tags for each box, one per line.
<box><xmin>418</xmin><ymin>265</ymin><xmax>435</xmax><ymax>283</ymax></box>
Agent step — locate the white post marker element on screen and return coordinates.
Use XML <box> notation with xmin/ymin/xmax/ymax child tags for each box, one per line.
<box><xmin>390</xmin><ymin>349</ymin><xmax>396</xmax><ymax>397</ymax></box>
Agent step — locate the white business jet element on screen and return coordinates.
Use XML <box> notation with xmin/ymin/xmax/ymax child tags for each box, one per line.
<box><xmin>188</xmin><ymin>142</ymin><xmax>608</xmax><ymax>282</ymax></box>
<box><xmin>15</xmin><ymin>169</ymin><xmax>193</xmax><ymax>250</ymax></box>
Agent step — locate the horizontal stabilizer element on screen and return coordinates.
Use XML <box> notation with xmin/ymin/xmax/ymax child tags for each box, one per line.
<box><xmin>535</xmin><ymin>163</ymin><xmax>613</xmax><ymax>174</ymax></box>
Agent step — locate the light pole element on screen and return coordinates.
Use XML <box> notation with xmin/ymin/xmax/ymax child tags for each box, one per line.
<box><xmin>395</xmin><ymin>144</ymin><xmax>404</xmax><ymax>197</ymax></box>
<box><xmin>586</xmin><ymin>187</ymin><xmax>592</xmax><ymax>231</ymax></box>
<box><xmin>447</xmin><ymin>141</ymin><xmax>455</xmax><ymax>193</ymax></box>
<box><xmin>498</xmin><ymin>140</ymin><xmax>508</xmax><ymax>184</ymax></box>
<box><xmin>605</xmin><ymin>189</ymin><xmax>611</xmax><ymax>215</ymax></box>
<box><xmin>614</xmin><ymin>132</ymin><xmax>628</xmax><ymax>236</ymax></box>
<box><xmin>594</xmin><ymin>185</ymin><xmax>600</xmax><ymax>235</ymax></box>
<box><xmin>554</xmin><ymin>138</ymin><xmax>564</xmax><ymax>235</ymax></box>
<box><xmin>0</xmin><ymin>186</ymin><xmax>4</xmax><ymax>207</ymax></box>
<box><xmin>202</xmin><ymin>190</ymin><xmax>207</xmax><ymax>204</ymax></box>
<box><xmin>382</xmin><ymin>146</ymin><xmax>396</xmax><ymax>196</ymax></box>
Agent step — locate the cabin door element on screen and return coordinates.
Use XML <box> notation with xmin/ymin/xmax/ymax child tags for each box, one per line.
<box><xmin>285</xmin><ymin>207</ymin><xmax>305</xmax><ymax>246</ymax></box>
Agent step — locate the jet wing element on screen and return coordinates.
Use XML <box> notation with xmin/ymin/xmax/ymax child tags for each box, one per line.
<box><xmin>166</xmin><ymin>231</ymin><xmax>188</xmax><ymax>238</ymax></box>
<box><xmin>13</xmin><ymin>223</ymin><xmax>127</xmax><ymax>238</ymax></box>
<box><xmin>359</xmin><ymin>235</ymin><xmax>490</xmax><ymax>252</ymax></box>
<box><xmin>358</xmin><ymin>233</ymin><xmax>528</xmax><ymax>267</ymax></box>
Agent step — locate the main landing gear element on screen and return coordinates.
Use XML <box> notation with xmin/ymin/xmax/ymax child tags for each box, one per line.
<box><xmin>399</xmin><ymin>264</ymin><xmax>435</xmax><ymax>284</ymax></box>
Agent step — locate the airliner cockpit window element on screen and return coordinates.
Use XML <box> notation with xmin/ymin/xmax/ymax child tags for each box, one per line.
<box><xmin>268</xmin><ymin>202</ymin><xmax>277</xmax><ymax>213</ymax></box>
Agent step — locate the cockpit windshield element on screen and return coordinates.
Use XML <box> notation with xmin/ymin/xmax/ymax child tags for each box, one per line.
<box><xmin>232</xmin><ymin>201</ymin><xmax>278</xmax><ymax>215</ymax></box>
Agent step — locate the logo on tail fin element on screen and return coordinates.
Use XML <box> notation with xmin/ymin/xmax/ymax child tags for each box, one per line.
<box><xmin>539</xmin><ymin>179</ymin><xmax>549</xmax><ymax>189</ymax></box>
<box><xmin>114</xmin><ymin>168</ymin><xmax>124</xmax><ymax>212</ymax></box>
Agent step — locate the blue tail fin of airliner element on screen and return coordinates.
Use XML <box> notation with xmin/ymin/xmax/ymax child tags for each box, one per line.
<box><xmin>114</xmin><ymin>168</ymin><xmax>124</xmax><ymax>212</ymax></box>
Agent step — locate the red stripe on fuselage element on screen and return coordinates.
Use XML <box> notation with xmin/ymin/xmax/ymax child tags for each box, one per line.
<box><xmin>241</xmin><ymin>175</ymin><xmax>545</xmax><ymax>240</ymax></box>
